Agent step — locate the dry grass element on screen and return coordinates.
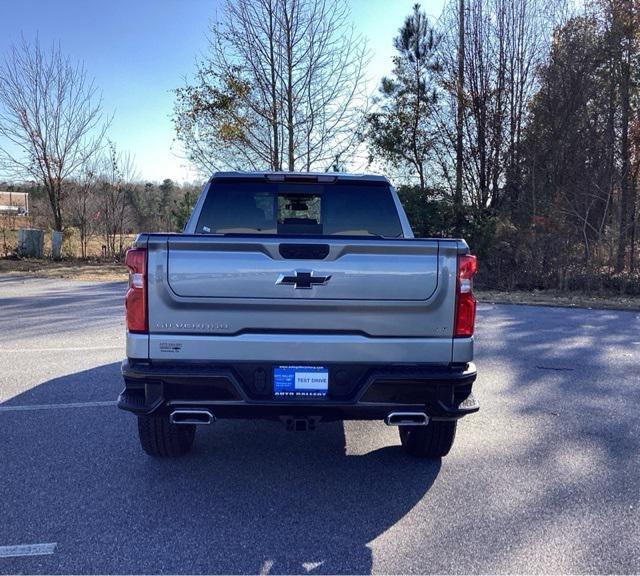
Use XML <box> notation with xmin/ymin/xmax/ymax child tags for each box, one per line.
<box><xmin>0</xmin><ymin>228</ymin><xmax>136</xmax><ymax>259</ymax></box>
<box><xmin>0</xmin><ymin>258</ymin><xmax>127</xmax><ymax>281</ymax></box>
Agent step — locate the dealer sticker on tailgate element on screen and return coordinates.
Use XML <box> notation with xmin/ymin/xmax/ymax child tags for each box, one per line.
<box><xmin>273</xmin><ymin>366</ymin><xmax>329</xmax><ymax>398</ymax></box>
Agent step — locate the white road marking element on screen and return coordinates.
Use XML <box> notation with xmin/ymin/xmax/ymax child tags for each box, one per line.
<box><xmin>0</xmin><ymin>401</ymin><xmax>116</xmax><ymax>413</ymax></box>
<box><xmin>302</xmin><ymin>561</ymin><xmax>324</xmax><ymax>572</ymax></box>
<box><xmin>0</xmin><ymin>543</ymin><xmax>57</xmax><ymax>558</ymax></box>
<box><xmin>259</xmin><ymin>559</ymin><xmax>274</xmax><ymax>575</ymax></box>
<box><xmin>2</xmin><ymin>346</ymin><xmax>121</xmax><ymax>353</ymax></box>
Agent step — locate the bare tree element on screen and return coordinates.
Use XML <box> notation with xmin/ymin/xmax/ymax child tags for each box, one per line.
<box><xmin>99</xmin><ymin>142</ymin><xmax>137</xmax><ymax>258</ymax></box>
<box><xmin>455</xmin><ymin>0</ymin><xmax>465</xmax><ymax>230</ymax></box>
<box><xmin>0</xmin><ymin>38</ymin><xmax>108</xmax><ymax>231</ymax></box>
<box><xmin>601</xmin><ymin>0</ymin><xmax>638</xmax><ymax>273</ymax></box>
<box><xmin>174</xmin><ymin>0</ymin><xmax>370</xmax><ymax>174</ymax></box>
<box><xmin>435</xmin><ymin>0</ymin><xmax>565</xmax><ymax>213</ymax></box>
<box><xmin>68</xmin><ymin>157</ymin><xmax>101</xmax><ymax>258</ymax></box>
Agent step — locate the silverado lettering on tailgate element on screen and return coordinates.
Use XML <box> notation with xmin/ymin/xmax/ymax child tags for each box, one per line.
<box><xmin>154</xmin><ymin>322</ymin><xmax>231</xmax><ymax>331</ymax></box>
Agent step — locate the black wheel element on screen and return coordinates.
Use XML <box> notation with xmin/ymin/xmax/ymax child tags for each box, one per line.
<box><xmin>137</xmin><ymin>415</ymin><xmax>196</xmax><ymax>457</ymax></box>
<box><xmin>399</xmin><ymin>420</ymin><xmax>457</xmax><ymax>458</ymax></box>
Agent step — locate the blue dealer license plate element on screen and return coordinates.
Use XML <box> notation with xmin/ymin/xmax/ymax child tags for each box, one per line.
<box><xmin>273</xmin><ymin>366</ymin><xmax>329</xmax><ymax>398</ymax></box>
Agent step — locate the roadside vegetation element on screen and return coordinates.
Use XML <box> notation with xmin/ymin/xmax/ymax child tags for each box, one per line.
<box><xmin>1</xmin><ymin>0</ymin><xmax>640</xmax><ymax>303</ymax></box>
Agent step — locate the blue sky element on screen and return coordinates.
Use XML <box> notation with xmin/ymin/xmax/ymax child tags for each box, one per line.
<box><xmin>1</xmin><ymin>0</ymin><xmax>445</xmax><ymax>183</ymax></box>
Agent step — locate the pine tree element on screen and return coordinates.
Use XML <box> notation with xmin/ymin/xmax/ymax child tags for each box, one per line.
<box><xmin>366</xmin><ymin>4</ymin><xmax>440</xmax><ymax>191</ymax></box>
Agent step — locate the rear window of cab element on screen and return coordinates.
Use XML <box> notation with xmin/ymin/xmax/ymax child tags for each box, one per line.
<box><xmin>196</xmin><ymin>181</ymin><xmax>403</xmax><ymax>238</ymax></box>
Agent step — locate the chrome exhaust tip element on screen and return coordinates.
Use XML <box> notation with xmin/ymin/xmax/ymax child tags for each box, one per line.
<box><xmin>385</xmin><ymin>412</ymin><xmax>429</xmax><ymax>426</ymax></box>
<box><xmin>169</xmin><ymin>409</ymin><xmax>215</xmax><ymax>425</ymax></box>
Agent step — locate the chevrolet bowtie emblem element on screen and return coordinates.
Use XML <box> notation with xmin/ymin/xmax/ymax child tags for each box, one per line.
<box><xmin>276</xmin><ymin>271</ymin><xmax>332</xmax><ymax>289</ymax></box>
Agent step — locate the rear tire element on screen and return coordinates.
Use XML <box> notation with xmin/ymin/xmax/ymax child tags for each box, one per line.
<box><xmin>399</xmin><ymin>420</ymin><xmax>457</xmax><ymax>458</ymax></box>
<box><xmin>137</xmin><ymin>415</ymin><xmax>196</xmax><ymax>457</ymax></box>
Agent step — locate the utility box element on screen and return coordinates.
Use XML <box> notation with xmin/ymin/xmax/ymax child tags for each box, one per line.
<box><xmin>51</xmin><ymin>230</ymin><xmax>63</xmax><ymax>259</ymax></box>
<box><xmin>17</xmin><ymin>228</ymin><xmax>44</xmax><ymax>258</ymax></box>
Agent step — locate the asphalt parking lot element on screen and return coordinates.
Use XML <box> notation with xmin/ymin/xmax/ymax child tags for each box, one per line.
<box><xmin>0</xmin><ymin>275</ymin><xmax>639</xmax><ymax>574</ymax></box>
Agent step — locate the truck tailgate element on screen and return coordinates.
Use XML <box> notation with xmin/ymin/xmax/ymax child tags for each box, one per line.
<box><xmin>166</xmin><ymin>237</ymin><xmax>438</xmax><ymax>300</ymax></box>
<box><xmin>144</xmin><ymin>235</ymin><xmax>459</xmax><ymax>344</ymax></box>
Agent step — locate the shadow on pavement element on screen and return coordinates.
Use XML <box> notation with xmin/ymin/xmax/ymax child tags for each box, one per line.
<box><xmin>0</xmin><ymin>363</ymin><xmax>441</xmax><ymax>574</ymax></box>
<box><xmin>461</xmin><ymin>304</ymin><xmax>640</xmax><ymax>571</ymax></box>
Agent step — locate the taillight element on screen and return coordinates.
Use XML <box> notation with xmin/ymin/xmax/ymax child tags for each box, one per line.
<box><xmin>454</xmin><ymin>254</ymin><xmax>477</xmax><ymax>338</ymax></box>
<box><xmin>125</xmin><ymin>248</ymin><xmax>147</xmax><ymax>333</ymax></box>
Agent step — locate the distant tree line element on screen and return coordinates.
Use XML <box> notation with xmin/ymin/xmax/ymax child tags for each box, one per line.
<box><xmin>0</xmin><ymin>165</ymin><xmax>201</xmax><ymax>259</ymax></box>
<box><xmin>1</xmin><ymin>173</ymin><xmax>200</xmax><ymax>258</ymax></box>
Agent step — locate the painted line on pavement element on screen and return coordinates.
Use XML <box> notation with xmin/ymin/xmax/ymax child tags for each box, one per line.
<box><xmin>259</xmin><ymin>559</ymin><xmax>274</xmax><ymax>575</ymax></box>
<box><xmin>2</xmin><ymin>346</ymin><xmax>121</xmax><ymax>353</ymax></box>
<box><xmin>0</xmin><ymin>401</ymin><xmax>116</xmax><ymax>413</ymax></box>
<box><xmin>0</xmin><ymin>543</ymin><xmax>57</xmax><ymax>558</ymax></box>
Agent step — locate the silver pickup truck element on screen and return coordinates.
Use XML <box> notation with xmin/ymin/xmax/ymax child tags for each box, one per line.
<box><xmin>118</xmin><ymin>172</ymin><xmax>478</xmax><ymax>458</ymax></box>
